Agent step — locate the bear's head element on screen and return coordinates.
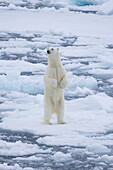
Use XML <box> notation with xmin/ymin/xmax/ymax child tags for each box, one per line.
<box><xmin>47</xmin><ymin>47</ymin><xmax>59</xmax><ymax>58</ymax></box>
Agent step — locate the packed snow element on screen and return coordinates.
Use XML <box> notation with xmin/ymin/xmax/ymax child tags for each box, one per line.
<box><xmin>0</xmin><ymin>0</ymin><xmax>113</xmax><ymax>170</ymax></box>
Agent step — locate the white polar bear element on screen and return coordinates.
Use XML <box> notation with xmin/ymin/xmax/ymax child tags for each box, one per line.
<box><xmin>42</xmin><ymin>47</ymin><xmax>68</xmax><ymax>125</ymax></box>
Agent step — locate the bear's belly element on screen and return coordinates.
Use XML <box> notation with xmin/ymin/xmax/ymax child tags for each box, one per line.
<box><xmin>48</xmin><ymin>87</ymin><xmax>63</xmax><ymax>103</ymax></box>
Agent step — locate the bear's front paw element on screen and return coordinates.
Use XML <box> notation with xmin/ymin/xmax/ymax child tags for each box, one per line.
<box><xmin>60</xmin><ymin>79</ymin><xmax>68</xmax><ymax>89</ymax></box>
<box><xmin>50</xmin><ymin>78</ymin><xmax>57</xmax><ymax>88</ymax></box>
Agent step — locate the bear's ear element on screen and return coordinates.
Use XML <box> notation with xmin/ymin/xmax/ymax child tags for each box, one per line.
<box><xmin>57</xmin><ymin>48</ymin><xmax>59</xmax><ymax>51</ymax></box>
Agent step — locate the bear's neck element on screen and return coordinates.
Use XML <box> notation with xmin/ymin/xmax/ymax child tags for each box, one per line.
<box><xmin>48</xmin><ymin>56</ymin><xmax>62</xmax><ymax>68</ymax></box>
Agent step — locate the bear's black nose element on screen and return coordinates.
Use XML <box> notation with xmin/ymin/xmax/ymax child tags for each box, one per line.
<box><xmin>47</xmin><ymin>50</ymin><xmax>50</xmax><ymax>54</ymax></box>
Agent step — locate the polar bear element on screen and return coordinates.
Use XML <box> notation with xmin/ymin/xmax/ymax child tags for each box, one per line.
<box><xmin>42</xmin><ymin>47</ymin><xmax>68</xmax><ymax>125</ymax></box>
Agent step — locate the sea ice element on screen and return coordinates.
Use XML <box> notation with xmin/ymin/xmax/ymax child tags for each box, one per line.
<box><xmin>0</xmin><ymin>1</ymin><xmax>113</xmax><ymax>168</ymax></box>
<box><xmin>98</xmin><ymin>154</ymin><xmax>113</xmax><ymax>163</ymax></box>
<box><xmin>0</xmin><ymin>74</ymin><xmax>44</xmax><ymax>94</ymax></box>
<box><xmin>87</xmin><ymin>144</ymin><xmax>111</xmax><ymax>154</ymax></box>
<box><xmin>52</xmin><ymin>151</ymin><xmax>72</xmax><ymax>162</ymax></box>
<box><xmin>0</xmin><ymin>163</ymin><xmax>33</xmax><ymax>170</ymax></box>
<box><xmin>98</xmin><ymin>0</ymin><xmax>113</xmax><ymax>15</ymax></box>
<box><xmin>0</xmin><ymin>139</ymin><xmax>43</xmax><ymax>156</ymax></box>
<box><xmin>13</xmin><ymin>155</ymin><xmax>44</xmax><ymax>161</ymax></box>
<box><xmin>67</xmin><ymin>73</ymin><xmax>98</xmax><ymax>90</ymax></box>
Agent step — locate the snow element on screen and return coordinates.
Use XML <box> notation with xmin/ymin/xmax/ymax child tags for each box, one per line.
<box><xmin>0</xmin><ymin>10</ymin><xmax>113</xmax><ymax>37</ymax></box>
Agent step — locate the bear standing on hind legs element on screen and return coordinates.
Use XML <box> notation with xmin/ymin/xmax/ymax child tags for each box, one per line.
<box><xmin>42</xmin><ymin>47</ymin><xmax>68</xmax><ymax>125</ymax></box>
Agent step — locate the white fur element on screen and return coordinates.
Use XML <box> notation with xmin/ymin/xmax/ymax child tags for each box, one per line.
<box><xmin>42</xmin><ymin>47</ymin><xmax>68</xmax><ymax>124</ymax></box>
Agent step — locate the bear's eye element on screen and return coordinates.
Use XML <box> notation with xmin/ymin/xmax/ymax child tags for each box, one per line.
<box><xmin>51</xmin><ymin>48</ymin><xmax>54</xmax><ymax>50</ymax></box>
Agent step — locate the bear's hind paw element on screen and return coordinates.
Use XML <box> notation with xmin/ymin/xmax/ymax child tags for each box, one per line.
<box><xmin>57</xmin><ymin>121</ymin><xmax>67</xmax><ymax>124</ymax></box>
<box><xmin>41</xmin><ymin>121</ymin><xmax>52</xmax><ymax>125</ymax></box>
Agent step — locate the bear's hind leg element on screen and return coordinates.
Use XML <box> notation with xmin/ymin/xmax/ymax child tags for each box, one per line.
<box><xmin>42</xmin><ymin>102</ymin><xmax>52</xmax><ymax>125</ymax></box>
<box><xmin>56</xmin><ymin>99</ymin><xmax>66</xmax><ymax>124</ymax></box>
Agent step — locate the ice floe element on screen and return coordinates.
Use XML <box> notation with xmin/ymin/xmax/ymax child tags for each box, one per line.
<box><xmin>0</xmin><ymin>139</ymin><xmax>43</xmax><ymax>156</ymax></box>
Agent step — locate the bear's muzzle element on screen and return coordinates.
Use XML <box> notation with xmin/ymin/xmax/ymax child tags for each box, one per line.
<box><xmin>47</xmin><ymin>50</ymin><xmax>51</xmax><ymax>54</ymax></box>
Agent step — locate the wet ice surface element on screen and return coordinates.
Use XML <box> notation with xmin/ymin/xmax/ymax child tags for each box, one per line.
<box><xmin>0</xmin><ymin>31</ymin><xmax>113</xmax><ymax>170</ymax></box>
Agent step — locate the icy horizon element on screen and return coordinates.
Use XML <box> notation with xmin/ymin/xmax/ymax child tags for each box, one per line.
<box><xmin>0</xmin><ymin>0</ymin><xmax>113</xmax><ymax>15</ymax></box>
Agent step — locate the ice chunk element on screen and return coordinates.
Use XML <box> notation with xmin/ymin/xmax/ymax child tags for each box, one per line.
<box><xmin>98</xmin><ymin>0</ymin><xmax>113</xmax><ymax>15</ymax></box>
<box><xmin>0</xmin><ymin>140</ymin><xmax>42</xmax><ymax>156</ymax></box>
<box><xmin>67</xmin><ymin>73</ymin><xmax>98</xmax><ymax>90</ymax></box>
<box><xmin>98</xmin><ymin>154</ymin><xmax>113</xmax><ymax>163</ymax></box>
<box><xmin>52</xmin><ymin>151</ymin><xmax>72</xmax><ymax>162</ymax></box>
<box><xmin>13</xmin><ymin>155</ymin><xmax>44</xmax><ymax>161</ymax></box>
<box><xmin>0</xmin><ymin>163</ymin><xmax>22</xmax><ymax>170</ymax></box>
<box><xmin>65</xmin><ymin>86</ymin><xmax>94</xmax><ymax>98</ymax></box>
<box><xmin>87</xmin><ymin>144</ymin><xmax>111</xmax><ymax>154</ymax></box>
<box><xmin>74</xmin><ymin>86</ymin><xmax>94</xmax><ymax>96</ymax></box>
<box><xmin>107</xmin><ymin>78</ymin><xmax>113</xmax><ymax>84</ymax></box>
<box><xmin>37</xmin><ymin>133</ymin><xmax>90</xmax><ymax>147</ymax></box>
<box><xmin>8</xmin><ymin>4</ymin><xmax>17</xmax><ymax>10</ymax></box>
<box><xmin>0</xmin><ymin>163</ymin><xmax>33</xmax><ymax>170</ymax></box>
<box><xmin>0</xmin><ymin>74</ymin><xmax>44</xmax><ymax>94</ymax></box>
